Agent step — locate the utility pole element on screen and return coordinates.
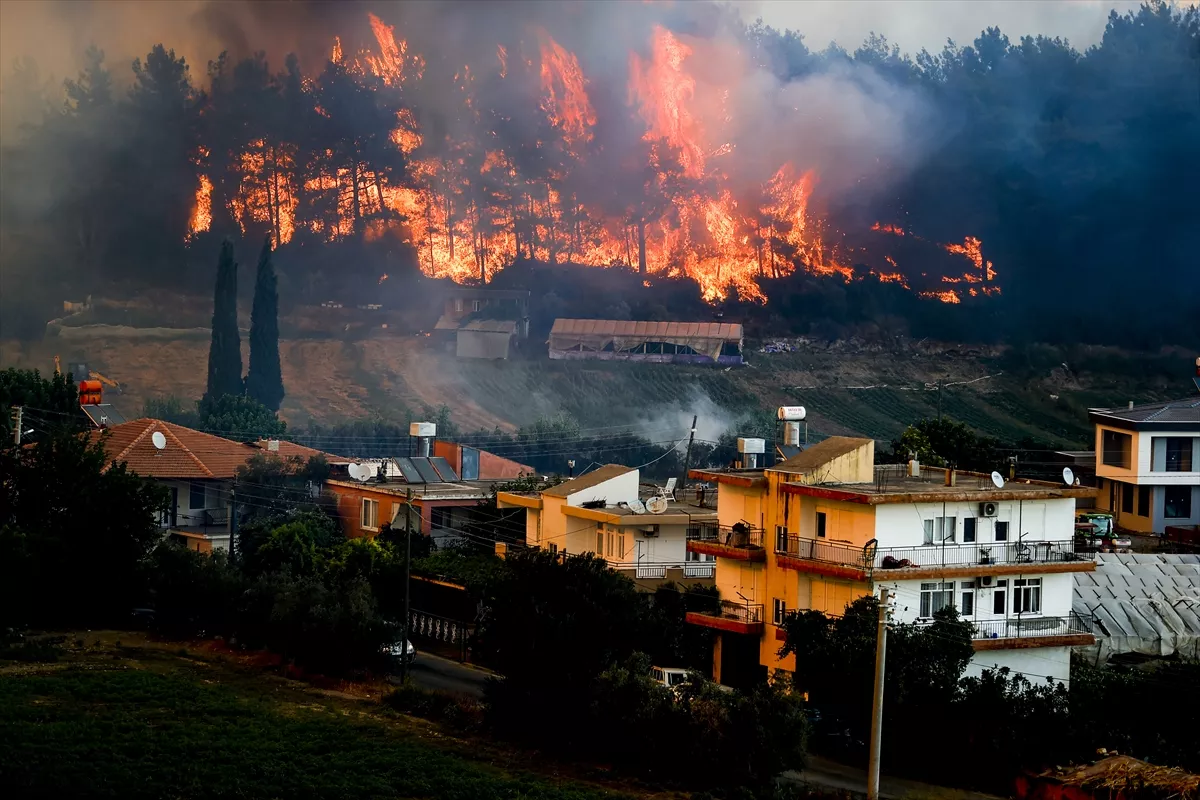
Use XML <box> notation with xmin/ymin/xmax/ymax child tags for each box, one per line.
<box><xmin>10</xmin><ymin>406</ymin><xmax>22</xmax><ymax>445</ymax></box>
<box><xmin>867</xmin><ymin>586</ymin><xmax>890</xmax><ymax>800</ymax></box>
<box><xmin>229</xmin><ymin>479</ymin><xmax>238</xmax><ymax>562</ymax></box>
<box><xmin>400</xmin><ymin>487</ymin><xmax>413</xmax><ymax>683</ymax></box>
<box><xmin>681</xmin><ymin>414</ymin><xmax>698</xmax><ymax>491</ymax></box>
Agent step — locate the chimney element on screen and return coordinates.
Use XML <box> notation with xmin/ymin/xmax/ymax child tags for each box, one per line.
<box><xmin>908</xmin><ymin>458</ymin><xmax>920</xmax><ymax>478</ymax></box>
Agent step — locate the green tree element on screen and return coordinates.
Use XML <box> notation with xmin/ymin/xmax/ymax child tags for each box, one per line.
<box><xmin>198</xmin><ymin>393</ymin><xmax>284</xmax><ymax>442</ymax></box>
<box><xmin>245</xmin><ymin>235</ymin><xmax>284</xmax><ymax>412</ymax></box>
<box><xmin>204</xmin><ymin>239</ymin><xmax>243</xmax><ymax>404</ymax></box>
<box><xmin>0</xmin><ymin>425</ymin><xmax>167</xmax><ymax>628</ymax></box>
<box><xmin>0</xmin><ymin>368</ymin><xmax>80</xmax><ymax>440</ymax></box>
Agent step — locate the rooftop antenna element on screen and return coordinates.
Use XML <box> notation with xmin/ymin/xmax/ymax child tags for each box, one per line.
<box><xmin>151</xmin><ymin>431</ymin><xmax>167</xmax><ymax>451</ymax></box>
<box><xmin>1062</xmin><ymin>467</ymin><xmax>1075</xmax><ymax>487</ymax></box>
<box><xmin>990</xmin><ymin>471</ymin><xmax>1005</xmax><ymax>490</ymax></box>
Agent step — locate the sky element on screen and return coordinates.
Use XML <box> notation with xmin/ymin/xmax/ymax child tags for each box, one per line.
<box><xmin>741</xmin><ymin>0</ymin><xmax>1193</xmax><ymax>54</ymax></box>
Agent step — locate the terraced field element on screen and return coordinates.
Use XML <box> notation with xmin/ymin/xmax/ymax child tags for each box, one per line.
<box><xmin>2</xmin><ymin>331</ymin><xmax>1185</xmax><ymax>450</ymax></box>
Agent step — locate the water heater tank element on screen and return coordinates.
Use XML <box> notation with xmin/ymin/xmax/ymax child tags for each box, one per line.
<box><xmin>409</xmin><ymin>421</ymin><xmax>437</xmax><ymax>438</ymax></box>
<box><xmin>783</xmin><ymin>422</ymin><xmax>801</xmax><ymax>447</ymax></box>
<box><xmin>777</xmin><ymin>406</ymin><xmax>806</xmax><ymax>421</ymax></box>
<box><xmin>737</xmin><ymin>437</ymin><xmax>766</xmax><ymax>454</ymax></box>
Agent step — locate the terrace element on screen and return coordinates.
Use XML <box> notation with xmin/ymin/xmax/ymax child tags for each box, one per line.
<box><xmin>772</xmin><ymin>611</ymin><xmax>1095</xmax><ymax>649</ymax></box>
<box><xmin>686</xmin><ymin>521</ymin><xmax>766</xmax><ymax>561</ymax></box>
<box><xmin>685</xmin><ymin>599</ymin><xmax>765</xmax><ymax>635</ymax></box>
<box><xmin>775</xmin><ymin>534</ymin><xmax>1093</xmax><ymax>579</ymax></box>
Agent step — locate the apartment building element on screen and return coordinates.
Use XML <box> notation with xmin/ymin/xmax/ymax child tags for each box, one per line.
<box><xmin>687</xmin><ymin>436</ymin><xmax>1097</xmax><ymax>688</ymax></box>
<box><xmin>1090</xmin><ymin>397</ymin><xmax>1200</xmax><ymax>533</ymax></box>
<box><xmin>497</xmin><ymin>465</ymin><xmax>719</xmax><ymax>584</ymax></box>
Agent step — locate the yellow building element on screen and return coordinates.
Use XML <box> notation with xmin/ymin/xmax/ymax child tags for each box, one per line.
<box><xmin>688</xmin><ymin>437</ymin><xmax>1098</xmax><ymax>688</ymax></box>
<box><xmin>1089</xmin><ymin>399</ymin><xmax>1199</xmax><ymax>534</ymax></box>
<box><xmin>498</xmin><ymin>465</ymin><xmax>719</xmax><ymax>584</ymax></box>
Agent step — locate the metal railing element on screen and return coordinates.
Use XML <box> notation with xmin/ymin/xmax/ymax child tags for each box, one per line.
<box><xmin>968</xmin><ymin>612</ymin><xmax>1092</xmax><ymax>641</ymax></box>
<box><xmin>684</xmin><ymin>562</ymin><xmax>716</xmax><ymax>579</ymax></box>
<box><xmin>775</xmin><ymin>534</ymin><xmax>1087</xmax><ymax>571</ymax></box>
<box><xmin>636</xmin><ymin>565</ymin><xmax>668</xmax><ymax>579</ymax></box>
<box><xmin>693</xmin><ymin>599</ymin><xmax>764</xmax><ymax>624</ymax></box>
<box><xmin>873</xmin><ymin>540</ymin><xmax>1085</xmax><ymax>570</ymax></box>
<box><xmin>687</xmin><ymin>521</ymin><xmax>765</xmax><ymax>549</ymax></box>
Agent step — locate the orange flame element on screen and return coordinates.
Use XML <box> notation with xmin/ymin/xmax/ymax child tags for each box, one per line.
<box><xmin>497</xmin><ymin>44</ymin><xmax>508</xmax><ymax>79</ymax></box>
<box><xmin>920</xmin><ymin>290</ymin><xmax>961</xmax><ymax>304</ymax></box>
<box><xmin>871</xmin><ymin>222</ymin><xmax>905</xmax><ymax>236</ymax></box>
<box><xmin>539</xmin><ymin>31</ymin><xmax>596</xmax><ymax>145</ymax></box>
<box><xmin>630</xmin><ymin>26</ymin><xmax>705</xmax><ymax>178</ymax></box>
<box><xmin>188</xmin><ymin>174</ymin><xmax>212</xmax><ymax>240</ymax></box>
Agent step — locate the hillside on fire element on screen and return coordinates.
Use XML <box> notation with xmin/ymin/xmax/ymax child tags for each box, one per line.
<box><xmin>0</xmin><ymin>1</ymin><xmax>1196</xmax><ymax>349</ymax></box>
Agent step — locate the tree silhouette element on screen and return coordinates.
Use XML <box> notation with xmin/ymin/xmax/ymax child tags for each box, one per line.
<box><xmin>204</xmin><ymin>240</ymin><xmax>242</xmax><ymax>404</ymax></box>
<box><xmin>246</xmin><ymin>236</ymin><xmax>284</xmax><ymax>411</ymax></box>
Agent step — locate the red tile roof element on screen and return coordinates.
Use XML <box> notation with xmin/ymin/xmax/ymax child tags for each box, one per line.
<box><xmin>249</xmin><ymin>439</ymin><xmax>352</xmax><ymax>464</ymax></box>
<box><xmin>91</xmin><ymin>419</ymin><xmax>257</xmax><ymax>479</ymax></box>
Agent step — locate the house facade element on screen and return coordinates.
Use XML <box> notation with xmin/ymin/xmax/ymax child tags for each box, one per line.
<box><xmin>497</xmin><ymin>465</ymin><xmax>718</xmax><ymax>584</ymax></box>
<box><xmin>688</xmin><ymin>436</ymin><xmax>1097</xmax><ymax>688</ymax></box>
<box><xmin>1090</xmin><ymin>398</ymin><xmax>1200</xmax><ymax>533</ymax></box>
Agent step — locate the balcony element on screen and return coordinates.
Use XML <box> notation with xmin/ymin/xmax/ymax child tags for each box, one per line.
<box><xmin>968</xmin><ymin>612</ymin><xmax>1095</xmax><ymax>650</ymax></box>
<box><xmin>774</xmin><ymin>534</ymin><xmax>1093</xmax><ymax>579</ymax></box>
<box><xmin>686</xmin><ymin>522</ymin><xmax>766</xmax><ymax>562</ymax></box>
<box><xmin>685</xmin><ymin>599</ymin><xmax>765</xmax><ymax>635</ymax></box>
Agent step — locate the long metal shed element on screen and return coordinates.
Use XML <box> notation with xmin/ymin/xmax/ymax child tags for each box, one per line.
<box><xmin>548</xmin><ymin>318</ymin><xmax>744</xmax><ymax>365</ymax></box>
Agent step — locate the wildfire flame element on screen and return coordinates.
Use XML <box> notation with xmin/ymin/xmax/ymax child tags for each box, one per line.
<box><xmin>185</xmin><ymin>15</ymin><xmax>1000</xmax><ymax>305</ymax></box>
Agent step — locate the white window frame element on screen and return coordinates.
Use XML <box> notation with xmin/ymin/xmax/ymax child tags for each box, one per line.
<box><xmin>686</xmin><ymin>550</ymin><xmax>715</xmax><ymax>563</ymax></box>
<box><xmin>959</xmin><ymin>580</ymin><xmax>975</xmax><ymax>616</ymax></box>
<box><xmin>919</xmin><ymin>581</ymin><xmax>955</xmax><ymax>618</ymax></box>
<box><xmin>361</xmin><ymin>498</ymin><xmax>379</xmax><ymax>531</ymax></box>
<box><xmin>922</xmin><ymin>516</ymin><xmax>957</xmax><ymax>545</ymax></box>
<box><xmin>1013</xmin><ymin>578</ymin><xmax>1042</xmax><ymax>614</ymax></box>
<box><xmin>773</xmin><ymin>598</ymin><xmax>787</xmax><ymax>626</ymax></box>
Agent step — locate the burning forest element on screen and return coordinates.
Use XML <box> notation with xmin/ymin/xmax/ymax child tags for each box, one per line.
<box><xmin>176</xmin><ymin>8</ymin><xmax>998</xmax><ymax>304</ymax></box>
<box><xmin>2</xmin><ymin>1</ymin><xmax>1196</xmax><ymax>347</ymax></box>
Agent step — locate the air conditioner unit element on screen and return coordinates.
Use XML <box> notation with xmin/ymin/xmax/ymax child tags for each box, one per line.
<box><xmin>642</xmin><ymin>525</ymin><xmax>660</xmax><ymax>536</ymax></box>
<box><xmin>979</xmin><ymin>502</ymin><xmax>999</xmax><ymax>517</ymax></box>
<box><xmin>978</xmin><ymin>575</ymin><xmax>996</xmax><ymax>588</ymax></box>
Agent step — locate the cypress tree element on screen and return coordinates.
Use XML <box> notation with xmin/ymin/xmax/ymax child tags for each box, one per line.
<box><xmin>246</xmin><ymin>235</ymin><xmax>284</xmax><ymax>412</ymax></box>
<box><xmin>203</xmin><ymin>240</ymin><xmax>243</xmax><ymax>404</ymax></box>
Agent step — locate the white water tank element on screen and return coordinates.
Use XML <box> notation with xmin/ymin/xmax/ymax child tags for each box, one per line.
<box><xmin>783</xmin><ymin>422</ymin><xmax>801</xmax><ymax>447</ymax></box>
<box><xmin>777</xmin><ymin>406</ymin><xmax>806</xmax><ymax>421</ymax></box>
<box><xmin>409</xmin><ymin>422</ymin><xmax>437</xmax><ymax>438</ymax></box>
<box><xmin>737</xmin><ymin>437</ymin><xmax>765</xmax><ymax>454</ymax></box>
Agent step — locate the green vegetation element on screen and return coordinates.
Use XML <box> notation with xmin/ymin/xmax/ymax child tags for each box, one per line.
<box><xmin>204</xmin><ymin>239</ymin><xmax>243</xmax><ymax>404</ymax></box>
<box><xmin>246</xmin><ymin>235</ymin><xmax>285</xmax><ymax>412</ymax></box>
<box><xmin>0</xmin><ymin>666</ymin><xmax>633</xmax><ymax>800</ymax></box>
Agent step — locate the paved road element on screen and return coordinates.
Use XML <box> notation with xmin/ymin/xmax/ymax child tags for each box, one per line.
<box><xmin>784</xmin><ymin>755</ymin><xmax>1003</xmax><ymax>800</ymax></box>
<box><xmin>401</xmin><ymin>651</ymin><xmax>493</xmax><ymax>697</ymax></box>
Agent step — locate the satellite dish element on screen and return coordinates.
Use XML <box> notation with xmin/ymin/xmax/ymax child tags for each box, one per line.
<box><xmin>1063</xmin><ymin>467</ymin><xmax>1075</xmax><ymax>486</ymax></box>
<box><xmin>629</xmin><ymin>500</ymin><xmax>647</xmax><ymax>515</ymax></box>
<box><xmin>990</xmin><ymin>471</ymin><xmax>1005</xmax><ymax>489</ymax></box>
<box><xmin>348</xmin><ymin>463</ymin><xmax>370</xmax><ymax>482</ymax></box>
<box><xmin>151</xmin><ymin>431</ymin><xmax>167</xmax><ymax>450</ymax></box>
<box><xmin>645</xmin><ymin>495</ymin><xmax>668</xmax><ymax>514</ymax></box>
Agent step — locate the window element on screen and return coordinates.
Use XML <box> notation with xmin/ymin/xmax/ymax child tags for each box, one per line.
<box><xmin>618</xmin><ymin>533</ymin><xmax>627</xmax><ymax>560</ymax></box>
<box><xmin>189</xmin><ymin>481</ymin><xmax>206</xmax><ymax>510</ymax></box>
<box><xmin>1121</xmin><ymin>484</ymin><xmax>1134</xmax><ymax>514</ymax></box>
<box><xmin>995</xmin><ymin>521</ymin><xmax>1009</xmax><ymax>542</ymax></box>
<box><xmin>1165</xmin><ymin>486</ymin><xmax>1193</xmax><ymax>519</ymax></box>
<box><xmin>1014</xmin><ymin>578</ymin><xmax>1042</xmax><ymax>614</ymax></box>
<box><xmin>960</xmin><ymin>581</ymin><xmax>975</xmax><ymax>616</ymax></box>
<box><xmin>923</xmin><ymin>516</ymin><xmax>956</xmax><ymax>545</ymax></box>
<box><xmin>773</xmin><ymin>598</ymin><xmax>787</xmax><ymax>625</ymax></box>
<box><xmin>597</xmin><ymin>529</ymin><xmax>604</xmax><ymax>555</ymax></box>
<box><xmin>686</xmin><ymin>550</ymin><xmax>715</xmax><ymax>563</ymax></box>
<box><xmin>431</xmin><ymin>507</ymin><xmax>449</xmax><ymax>529</ymax></box>
<box><xmin>816</xmin><ymin>511</ymin><xmax>827</xmax><ymax>539</ymax></box>
<box><xmin>963</xmin><ymin>517</ymin><xmax>976</xmax><ymax>543</ymax></box>
<box><xmin>1138</xmin><ymin>486</ymin><xmax>1151</xmax><ymax>517</ymax></box>
<box><xmin>1102</xmin><ymin>430</ymin><xmax>1132</xmax><ymax>469</ymax></box>
<box><xmin>549</xmin><ymin>542</ymin><xmax>558</xmax><ymax>556</ymax></box>
<box><xmin>920</xmin><ymin>582</ymin><xmax>955</xmax><ymax>617</ymax></box>
<box><xmin>993</xmin><ymin>580</ymin><xmax>1007</xmax><ymax>614</ymax></box>
<box><xmin>454</xmin><ymin>298</ymin><xmax>463</xmax><ymax>313</ymax></box>
<box><xmin>1163</xmin><ymin>438</ymin><xmax>1194</xmax><ymax>472</ymax></box>
<box><xmin>775</xmin><ymin>525</ymin><xmax>788</xmax><ymax>552</ymax></box>
<box><xmin>361</xmin><ymin>498</ymin><xmax>379</xmax><ymax>530</ymax></box>
<box><xmin>471</xmin><ymin>299</ymin><xmax>481</xmax><ymax>312</ymax></box>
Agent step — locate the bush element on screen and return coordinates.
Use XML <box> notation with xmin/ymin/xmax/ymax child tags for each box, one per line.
<box><xmin>385</xmin><ymin>683</ymin><xmax>484</xmax><ymax>732</ymax></box>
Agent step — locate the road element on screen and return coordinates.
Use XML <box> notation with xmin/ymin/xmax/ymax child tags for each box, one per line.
<box><xmin>402</xmin><ymin>651</ymin><xmax>492</xmax><ymax>697</ymax></box>
<box><xmin>784</xmin><ymin>755</ymin><xmax>1004</xmax><ymax>800</ymax></box>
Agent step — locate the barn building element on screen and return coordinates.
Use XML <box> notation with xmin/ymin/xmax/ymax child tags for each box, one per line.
<box><xmin>548</xmin><ymin>319</ymin><xmax>744</xmax><ymax>365</ymax></box>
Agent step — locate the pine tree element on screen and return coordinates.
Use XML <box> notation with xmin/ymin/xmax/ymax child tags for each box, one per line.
<box><xmin>204</xmin><ymin>239</ymin><xmax>243</xmax><ymax>404</ymax></box>
<box><xmin>245</xmin><ymin>235</ymin><xmax>284</xmax><ymax>411</ymax></box>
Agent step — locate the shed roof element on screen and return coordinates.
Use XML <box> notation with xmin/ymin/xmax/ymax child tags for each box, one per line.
<box><xmin>771</xmin><ymin>436</ymin><xmax>871</xmax><ymax>475</ymax></box>
<box><xmin>250</xmin><ymin>439</ymin><xmax>352</xmax><ymax>465</ymax></box>
<box><xmin>549</xmin><ymin>318</ymin><xmax>743</xmax><ymax>340</ymax></box>
<box><xmin>542</xmin><ymin>464</ymin><xmax>634</xmax><ymax>497</ymax></box>
<box><xmin>1089</xmin><ymin>397</ymin><xmax>1200</xmax><ymax>428</ymax></box>
<box><xmin>460</xmin><ymin>319</ymin><xmax>517</xmax><ymax>334</ymax></box>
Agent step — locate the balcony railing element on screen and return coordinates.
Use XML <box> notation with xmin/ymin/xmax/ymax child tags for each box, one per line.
<box><xmin>684</xmin><ymin>562</ymin><xmax>716</xmax><ymax>579</ymax></box>
<box><xmin>968</xmin><ymin>611</ymin><xmax>1093</xmax><ymax>641</ymax></box>
<box><xmin>601</xmin><ymin>560</ymin><xmax>718</xmax><ymax>580</ymax></box>
<box><xmin>775</xmin><ymin>534</ymin><xmax>1088</xmax><ymax>571</ymax></box>
<box><xmin>692</xmin><ymin>599</ymin><xmax>764</xmax><ymax>624</ymax></box>
<box><xmin>688</xmin><ymin>522</ymin><xmax>765</xmax><ymax>549</ymax></box>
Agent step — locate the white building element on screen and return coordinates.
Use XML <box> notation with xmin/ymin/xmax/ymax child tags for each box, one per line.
<box><xmin>498</xmin><ymin>464</ymin><xmax>718</xmax><ymax>584</ymax></box>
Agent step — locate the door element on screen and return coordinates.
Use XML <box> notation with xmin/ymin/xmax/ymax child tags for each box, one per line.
<box><xmin>168</xmin><ymin>486</ymin><xmax>178</xmax><ymax>527</ymax></box>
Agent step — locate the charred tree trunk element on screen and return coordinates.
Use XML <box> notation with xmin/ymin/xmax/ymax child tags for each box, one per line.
<box><xmin>350</xmin><ymin>160</ymin><xmax>362</xmax><ymax>233</ymax></box>
<box><xmin>637</xmin><ymin>217</ymin><xmax>648</xmax><ymax>275</ymax></box>
<box><xmin>375</xmin><ymin>171</ymin><xmax>388</xmax><ymax>216</ymax></box>
<box><xmin>546</xmin><ymin>183</ymin><xmax>557</xmax><ymax>266</ymax></box>
<box><xmin>445</xmin><ymin>184</ymin><xmax>454</xmax><ymax>261</ymax></box>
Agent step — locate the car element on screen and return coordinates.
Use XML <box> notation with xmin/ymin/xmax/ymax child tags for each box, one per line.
<box><xmin>381</xmin><ymin>639</ymin><xmax>417</xmax><ymax>669</ymax></box>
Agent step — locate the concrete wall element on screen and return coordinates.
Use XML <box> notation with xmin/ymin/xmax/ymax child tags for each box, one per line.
<box><xmin>967</xmin><ymin>645</ymin><xmax>1072</xmax><ymax>685</ymax></box>
<box><xmin>566</xmin><ymin>470</ymin><xmax>639</xmax><ymax>507</ymax></box>
<box><xmin>456</xmin><ymin>329</ymin><xmax>512</xmax><ymax>359</ymax></box>
<box><xmin>874</xmin><ymin>497</ymin><xmax>1076</xmax><ymax>547</ymax></box>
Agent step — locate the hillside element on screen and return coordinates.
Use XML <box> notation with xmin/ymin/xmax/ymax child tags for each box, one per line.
<box><xmin>3</xmin><ymin>321</ymin><xmax>1190</xmax><ymax>450</ymax></box>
